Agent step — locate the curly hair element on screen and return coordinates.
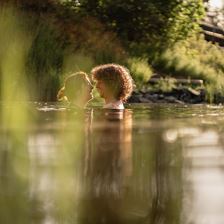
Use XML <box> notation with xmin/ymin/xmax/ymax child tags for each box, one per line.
<box><xmin>91</xmin><ymin>64</ymin><xmax>134</xmax><ymax>101</ymax></box>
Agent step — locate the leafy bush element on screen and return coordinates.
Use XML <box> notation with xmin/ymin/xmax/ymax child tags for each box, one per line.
<box><xmin>127</xmin><ymin>57</ymin><xmax>153</xmax><ymax>89</ymax></box>
<box><xmin>77</xmin><ymin>0</ymin><xmax>205</xmax><ymax>51</ymax></box>
<box><xmin>153</xmin><ymin>77</ymin><xmax>177</xmax><ymax>92</ymax></box>
<box><xmin>151</xmin><ymin>35</ymin><xmax>224</xmax><ymax>101</ymax></box>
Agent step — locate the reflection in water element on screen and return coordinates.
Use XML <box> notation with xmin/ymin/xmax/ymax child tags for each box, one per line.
<box><xmin>0</xmin><ymin>132</ymin><xmax>30</xmax><ymax>224</ymax></box>
<box><xmin>1</xmin><ymin>104</ymin><xmax>224</xmax><ymax>223</ymax></box>
<box><xmin>28</xmin><ymin>133</ymin><xmax>57</xmax><ymax>224</ymax></box>
<box><xmin>27</xmin><ymin>109</ymin><xmax>89</xmax><ymax>223</ymax></box>
<box><xmin>79</xmin><ymin>110</ymin><xmax>133</xmax><ymax>224</ymax></box>
<box><xmin>183</xmin><ymin>130</ymin><xmax>224</xmax><ymax>224</ymax></box>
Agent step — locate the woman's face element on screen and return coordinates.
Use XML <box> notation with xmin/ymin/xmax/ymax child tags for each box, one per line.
<box><xmin>71</xmin><ymin>77</ymin><xmax>94</xmax><ymax>106</ymax></box>
<box><xmin>83</xmin><ymin>77</ymin><xmax>94</xmax><ymax>103</ymax></box>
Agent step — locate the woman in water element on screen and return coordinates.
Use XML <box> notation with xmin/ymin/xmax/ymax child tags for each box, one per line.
<box><xmin>91</xmin><ymin>64</ymin><xmax>134</xmax><ymax>109</ymax></box>
<box><xmin>57</xmin><ymin>71</ymin><xmax>93</xmax><ymax>108</ymax></box>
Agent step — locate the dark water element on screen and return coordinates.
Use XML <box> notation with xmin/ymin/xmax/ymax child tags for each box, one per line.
<box><xmin>1</xmin><ymin>103</ymin><xmax>224</xmax><ymax>224</ymax></box>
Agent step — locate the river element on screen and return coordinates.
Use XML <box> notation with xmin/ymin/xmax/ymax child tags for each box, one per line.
<box><xmin>0</xmin><ymin>102</ymin><xmax>224</xmax><ymax>224</ymax></box>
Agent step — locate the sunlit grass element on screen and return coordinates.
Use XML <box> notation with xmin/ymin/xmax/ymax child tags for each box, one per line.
<box><xmin>128</xmin><ymin>57</ymin><xmax>153</xmax><ymax>89</ymax></box>
<box><xmin>151</xmin><ymin>35</ymin><xmax>224</xmax><ymax>101</ymax></box>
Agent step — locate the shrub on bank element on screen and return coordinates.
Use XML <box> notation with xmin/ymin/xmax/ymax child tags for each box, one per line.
<box><xmin>150</xmin><ymin>35</ymin><xmax>224</xmax><ymax>102</ymax></box>
<box><xmin>127</xmin><ymin>57</ymin><xmax>153</xmax><ymax>89</ymax></box>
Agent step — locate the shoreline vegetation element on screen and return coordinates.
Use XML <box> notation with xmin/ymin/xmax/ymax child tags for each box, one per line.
<box><xmin>0</xmin><ymin>0</ymin><xmax>223</xmax><ymax>104</ymax></box>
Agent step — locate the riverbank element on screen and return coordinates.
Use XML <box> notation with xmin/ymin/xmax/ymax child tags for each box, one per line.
<box><xmin>128</xmin><ymin>74</ymin><xmax>224</xmax><ymax>105</ymax></box>
<box><xmin>127</xmin><ymin>88</ymin><xmax>205</xmax><ymax>104</ymax></box>
<box><xmin>127</xmin><ymin>87</ymin><xmax>224</xmax><ymax>105</ymax></box>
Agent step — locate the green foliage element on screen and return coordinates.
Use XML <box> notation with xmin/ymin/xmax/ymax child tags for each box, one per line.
<box><xmin>62</xmin><ymin>52</ymin><xmax>94</xmax><ymax>76</ymax></box>
<box><xmin>27</xmin><ymin>20</ymin><xmax>65</xmax><ymax>100</ymax></box>
<box><xmin>165</xmin><ymin>0</ymin><xmax>205</xmax><ymax>44</ymax></box>
<box><xmin>151</xmin><ymin>35</ymin><xmax>224</xmax><ymax>101</ymax></box>
<box><xmin>3</xmin><ymin>0</ymin><xmax>222</xmax><ymax>103</ymax></box>
<box><xmin>127</xmin><ymin>57</ymin><xmax>153</xmax><ymax>89</ymax></box>
<box><xmin>153</xmin><ymin>77</ymin><xmax>177</xmax><ymax>92</ymax></box>
<box><xmin>0</xmin><ymin>1</ymin><xmax>127</xmax><ymax>101</ymax></box>
<box><xmin>77</xmin><ymin>0</ymin><xmax>205</xmax><ymax>51</ymax></box>
<box><xmin>0</xmin><ymin>6</ymin><xmax>31</xmax><ymax>102</ymax></box>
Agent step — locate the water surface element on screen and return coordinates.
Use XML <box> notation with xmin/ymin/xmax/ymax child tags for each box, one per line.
<box><xmin>1</xmin><ymin>103</ymin><xmax>224</xmax><ymax>224</ymax></box>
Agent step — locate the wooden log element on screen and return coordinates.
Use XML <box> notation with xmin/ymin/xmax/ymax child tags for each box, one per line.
<box><xmin>203</xmin><ymin>30</ymin><xmax>224</xmax><ymax>47</ymax></box>
<box><xmin>200</xmin><ymin>22</ymin><xmax>224</xmax><ymax>35</ymax></box>
<box><xmin>148</xmin><ymin>78</ymin><xmax>204</xmax><ymax>85</ymax></box>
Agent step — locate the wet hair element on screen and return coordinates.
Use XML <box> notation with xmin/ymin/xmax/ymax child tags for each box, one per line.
<box><xmin>57</xmin><ymin>72</ymin><xmax>90</xmax><ymax>102</ymax></box>
<box><xmin>91</xmin><ymin>64</ymin><xmax>134</xmax><ymax>101</ymax></box>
